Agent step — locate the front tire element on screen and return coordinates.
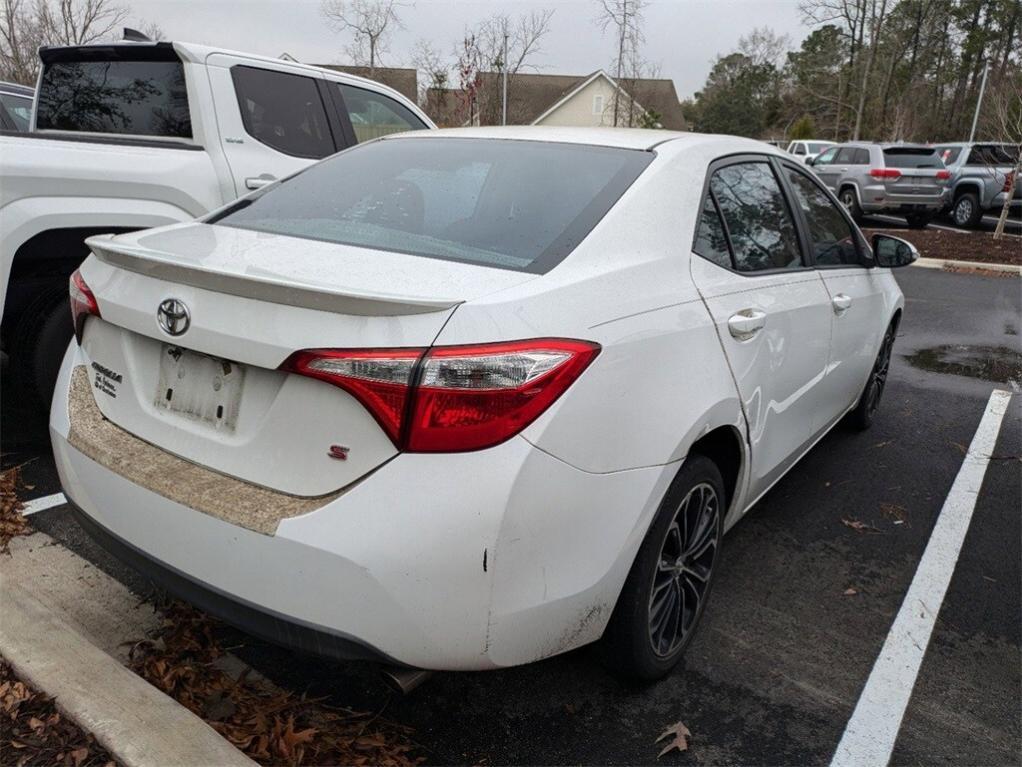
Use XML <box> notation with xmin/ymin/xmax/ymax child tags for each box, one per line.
<box><xmin>599</xmin><ymin>455</ymin><xmax>724</xmax><ymax>681</ymax></box>
<box><xmin>849</xmin><ymin>319</ymin><xmax>897</xmax><ymax>431</ymax></box>
<box><xmin>951</xmin><ymin>192</ymin><xmax>982</xmax><ymax>229</ymax></box>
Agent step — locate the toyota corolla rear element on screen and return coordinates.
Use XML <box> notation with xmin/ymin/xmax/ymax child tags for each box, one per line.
<box><xmin>50</xmin><ymin>132</ymin><xmax>712</xmax><ymax>670</ymax></box>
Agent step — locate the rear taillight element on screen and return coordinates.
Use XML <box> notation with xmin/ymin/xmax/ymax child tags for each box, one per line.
<box><xmin>869</xmin><ymin>168</ymin><xmax>901</xmax><ymax>179</ymax></box>
<box><xmin>936</xmin><ymin>170</ymin><xmax>951</xmax><ymax>180</ymax></box>
<box><xmin>280</xmin><ymin>338</ymin><xmax>600</xmax><ymax>452</ymax></box>
<box><xmin>69</xmin><ymin>269</ymin><xmax>100</xmax><ymax>343</ymax></box>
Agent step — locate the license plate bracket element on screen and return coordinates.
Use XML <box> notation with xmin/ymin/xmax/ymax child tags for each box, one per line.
<box><xmin>155</xmin><ymin>345</ymin><xmax>245</xmax><ymax>431</ymax></box>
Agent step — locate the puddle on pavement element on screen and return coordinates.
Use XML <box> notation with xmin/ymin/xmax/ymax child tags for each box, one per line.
<box><xmin>904</xmin><ymin>345</ymin><xmax>1022</xmax><ymax>384</ymax></box>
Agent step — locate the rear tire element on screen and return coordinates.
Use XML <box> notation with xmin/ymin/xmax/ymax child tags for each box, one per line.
<box><xmin>839</xmin><ymin>187</ymin><xmax>864</xmax><ymax>222</ymax></box>
<box><xmin>599</xmin><ymin>455</ymin><xmax>724</xmax><ymax>681</ymax></box>
<box><xmin>12</xmin><ymin>288</ymin><xmax>73</xmax><ymax>414</ymax></box>
<box><xmin>849</xmin><ymin>318</ymin><xmax>897</xmax><ymax>431</ymax></box>
<box><xmin>951</xmin><ymin>192</ymin><xmax>982</xmax><ymax>229</ymax></box>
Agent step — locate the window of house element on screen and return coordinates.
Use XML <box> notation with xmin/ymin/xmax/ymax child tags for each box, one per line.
<box><xmin>593</xmin><ymin>94</ymin><xmax>605</xmax><ymax>116</ymax></box>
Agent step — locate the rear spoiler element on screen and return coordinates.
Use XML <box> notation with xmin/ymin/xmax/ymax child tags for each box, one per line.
<box><xmin>86</xmin><ymin>234</ymin><xmax>461</xmax><ymax>317</ymax></box>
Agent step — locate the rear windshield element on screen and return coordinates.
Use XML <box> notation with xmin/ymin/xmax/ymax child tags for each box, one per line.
<box><xmin>882</xmin><ymin>148</ymin><xmax>942</xmax><ymax>169</ymax></box>
<box><xmin>966</xmin><ymin>144</ymin><xmax>1019</xmax><ymax>165</ymax></box>
<box><xmin>36</xmin><ymin>53</ymin><xmax>191</xmax><ymax>138</ymax></box>
<box><xmin>212</xmin><ymin>137</ymin><xmax>654</xmax><ymax>273</ymax></box>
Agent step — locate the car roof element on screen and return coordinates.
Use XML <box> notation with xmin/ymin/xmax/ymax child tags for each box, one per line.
<box><xmin>383</xmin><ymin>126</ymin><xmax>777</xmax><ymax>153</ymax></box>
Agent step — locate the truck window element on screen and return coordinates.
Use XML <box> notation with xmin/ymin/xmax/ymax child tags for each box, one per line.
<box><xmin>231</xmin><ymin>66</ymin><xmax>336</xmax><ymax>159</ymax></box>
<box><xmin>35</xmin><ymin>53</ymin><xmax>191</xmax><ymax>138</ymax></box>
<box><xmin>336</xmin><ymin>83</ymin><xmax>427</xmax><ymax>143</ymax></box>
<box><xmin>0</xmin><ymin>93</ymin><xmax>32</xmax><ymax>130</ymax></box>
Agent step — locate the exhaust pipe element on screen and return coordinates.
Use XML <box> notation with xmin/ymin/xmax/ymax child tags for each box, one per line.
<box><xmin>380</xmin><ymin>666</ymin><xmax>433</xmax><ymax>694</ymax></box>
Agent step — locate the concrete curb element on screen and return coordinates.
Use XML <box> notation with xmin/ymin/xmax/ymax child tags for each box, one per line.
<box><xmin>912</xmin><ymin>257</ymin><xmax>1021</xmax><ymax>275</ymax></box>
<box><xmin>0</xmin><ymin>581</ymin><xmax>255</xmax><ymax>767</ymax></box>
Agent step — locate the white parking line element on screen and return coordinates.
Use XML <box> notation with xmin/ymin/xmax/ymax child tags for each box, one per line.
<box><xmin>22</xmin><ymin>492</ymin><xmax>67</xmax><ymax>516</ymax></box>
<box><xmin>830</xmin><ymin>388</ymin><xmax>1012</xmax><ymax>767</ymax></box>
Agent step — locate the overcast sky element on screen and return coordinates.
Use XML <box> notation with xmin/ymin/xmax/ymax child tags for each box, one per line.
<box><xmin>130</xmin><ymin>0</ymin><xmax>810</xmax><ymax>99</ymax></box>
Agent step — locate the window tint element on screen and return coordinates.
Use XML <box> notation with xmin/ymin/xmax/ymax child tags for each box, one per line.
<box><xmin>232</xmin><ymin>66</ymin><xmax>334</xmax><ymax>158</ymax></box>
<box><xmin>966</xmin><ymin>144</ymin><xmax>1018</xmax><ymax>165</ymax></box>
<box><xmin>709</xmin><ymin>162</ymin><xmax>803</xmax><ymax>273</ymax></box>
<box><xmin>785</xmin><ymin>169</ymin><xmax>861</xmax><ymax>267</ymax></box>
<box><xmin>36</xmin><ymin>59</ymin><xmax>191</xmax><ymax>137</ymax></box>
<box><xmin>882</xmin><ymin>148</ymin><xmax>942</xmax><ymax>168</ymax></box>
<box><xmin>815</xmin><ymin>147</ymin><xmax>838</xmax><ymax>165</ymax></box>
<box><xmin>852</xmin><ymin>148</ymin><xmax>870</xmax><ymax>164</ymax></box>
<box><xmin>692</xmin><ymin>193</ymin><xmax>731</xmax><ymax>268</ymax></box>
<box><xmin>835</xmin><ymin>147</ymin><xmax>857</xmax><ymax>164</ymax></box>
<box><xmin>212</xmin><ymin>137</ymin><xmax>653</xmax><ymax>274</ymax></box>
<box><xmin>0</xmin><ymin>93</ymin><xmax>32</xmax><ymax>130</ymax></box>
<box><xmin>337</xmin><ymin>83</ymin><xmax>426</xmax><ymax>143</ymax></box>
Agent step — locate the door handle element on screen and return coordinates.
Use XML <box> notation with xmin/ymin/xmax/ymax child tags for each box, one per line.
<box><xmin>832</xmin><ymin>294</ymin><xmax>852</xmax><ymax>315</ymax></box>
<box><xmin>728</xmin><ymin>309</ymin><xmax>766</xmax><ymax>340</ymax></box>
<box><xmin>245</xmin><ymin>174</ymin><xmax>276</xmax><ymax>190</ymax></box>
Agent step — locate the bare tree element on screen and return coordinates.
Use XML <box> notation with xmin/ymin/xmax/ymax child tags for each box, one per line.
<box><xmin>738</xmin><ymin>26</ymin><xmax>791</xmax><ymax>69</ymax></box>
<box><xmin>320</xmin><ymin>0</ymin><xmax>405</xmax><ymax>71</ymax></box>
<box><xmin>37</xmin><ymin>0</ymin><xmax>128</xmax><ymax>45</ymax></box>
<box><xmin>984</xmin><ymin>71</ymin><xmax>1022</xmax><ymax>239</ymax></box>
<box><xmin>595</xmin><ymin>0</ymin><xmax>647</xmax><ymax>127</ymax></box>
<box><xmin>1</xmin><ymin>0</ymin><xmax>43</xmax><ymax>84</ymax></box>
<box><xmin>411</xmin><ymin>38</ymin><xmax>448</xmax><ymax>113</ymax></box>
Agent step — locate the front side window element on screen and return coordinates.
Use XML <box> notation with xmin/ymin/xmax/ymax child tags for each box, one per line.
<box><xmin>232</xmin><ymin>66</ymin><xmax>335</xmax><ymax>158</ymax></box>
<box><xmin>0</xmin><ymin>93</ymin><xmax>32</xmax><ymax>130</ymax></box>
<box><xmin>814</xmin><ymin>147</ymin><xmax>838</xmax><ymax>166</ymax></box>
<box><xmin>337</xmin><ymin>83</ymin><xmax>426</xmax><ymax>143</ymax></box>
<box><xmin>692</xmin><ymin>193</ymin><xmax>731</xmax><ymax>268</ymax></box>
<box><xmin>212</xmin><ymin>137</ymin><xmax>653</xmax><ymax>273</ymax></box>
<box><xmin>785</xmin><ymin>168</ymin><xmax>861</xmax><ymax>267</ymax></box>
<box><xmin>709</xmin><ymin>162</ymin><xmax>803</xmax><ymax>273</ymax></box>
<box><xmin>36</xmin><ymin>58</ymin><xmax>191</xmax><ymax>137</ymax></box>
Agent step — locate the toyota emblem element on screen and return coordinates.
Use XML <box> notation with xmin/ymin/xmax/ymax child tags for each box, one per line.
<box><xmin>157</xmin><ymin>298</ymin><xmax>190</xmax><ymax>336</ymax></box>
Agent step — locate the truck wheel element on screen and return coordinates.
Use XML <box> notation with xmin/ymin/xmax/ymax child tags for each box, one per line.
<box><xmin>951</xmin><ymin>192</ymin><xmax>982</xmax><ymax>228</ymax></box>
<box><xmin>839</xmin><ymin>188</ymin><xmax>864</xmax><ymax>222</ymax></box>
<box><xmin>12</xmin><ymin>288</ymin><xmax>73</xmax><ymax>413</ymax></box>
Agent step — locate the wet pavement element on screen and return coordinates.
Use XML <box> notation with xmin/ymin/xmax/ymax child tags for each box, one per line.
<box><xmin>4</xmin><ymin>266</ymin><xmax>1020</xmax><ymax>765</ymax></box>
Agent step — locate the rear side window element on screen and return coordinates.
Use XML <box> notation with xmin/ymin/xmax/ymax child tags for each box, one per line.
<box><xmin>232</xmin><ymin>66</ymin><xmax>335</xmax><ymax>158</ymax></box>
<box><xmin>785</xmin><ymin>168</ymin><xmax>861</xmax><ymax>267</ymax></box>
<box><xmin>336</xmin><ymin>83</ymin><xmax>426</xmax><ymax>143</ymax></box>
<box><xmin>36</xmin><ymin>58</ymin><xmax>191</xmax><ymax>137</ymax></box>
<box><xmin>883</xmin><ymin>148</ymin><xmax>942</xmax><ymax>168</ymax></box>
<box><xmin>835</xmin><ymin>147</ymin><xmax>857</xmax><ymax>164</ymax></box>
<box><xmin>0</xmin><ymin>93</ymin><xmax>32</xmax><ymax>130</ymax></box>
<box><xmin>852</xmin><ymin>148</ymin><xmax>870</xmax><ymax>164</ymax></box>
<box><xmin>212</xmin><ymin>137</ymin><xmax>653</xmax><ymax>274</ymax></box>
<box><xmin>709</xmin><ymin>162</ymin><xmax>803</xmax><ymax>273</ymax></box>
<box><xmin>692</xmin><ymin>193</ymin><xmax>731</xmax><ymax>268</ymax></box>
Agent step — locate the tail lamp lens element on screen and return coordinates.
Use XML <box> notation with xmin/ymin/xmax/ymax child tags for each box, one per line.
<box><xmin>69</xmin><ymin>269</ymin><xmax>100</xmax><ymax>343</ymax></box>
<box><xmin>869</xmin><ymin>168</ymin><xmax>902</xmax><ymax>179</ymax></box>
<box><xmin>280</xmin><ymin>339</ymin><xmax>600</xmax><ymax>452</ymax></box>
<box><xmin>935</xmin><ymin>170</ymin><xmax>951</xmax><ymax>180</ymax></box>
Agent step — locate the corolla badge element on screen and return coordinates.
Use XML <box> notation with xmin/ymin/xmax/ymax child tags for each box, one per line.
<box><xmin>157</xmin><ymin>298</ymin><xmax>190</xmax><ymax>336</ymax></box>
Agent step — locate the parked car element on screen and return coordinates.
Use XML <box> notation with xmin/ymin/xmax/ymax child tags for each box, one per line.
<box><xmin>52</xmin><ymin>128</ymin><xmax>916</xmax><ymax>681</ymax></box>
<box><xmin>786</xmin><ymin>139</ymin><xmax>836</xmax><ymax>164</ymax></box>
<box><xmin>809</xmin><ymin>143</ymin><xmax>951</xmax><ymax>227</ymax></box>
<box><xmin>933</xmin><ymin>142</ymin><xmax>1022</xmax><ymax>228</ymax></box>
<box><xmin>0</xmin><ymin>38</ymin><xmax>433</xmax><ymax>409</ymax></box>
<box><xmin>0</xmin><ymin>81</ymin><xmax>33</xmax><ymax>131</ymax></box>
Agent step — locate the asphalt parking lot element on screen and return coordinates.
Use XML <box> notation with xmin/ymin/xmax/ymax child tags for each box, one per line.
<box><xmin>3</xmin><ymin>264</ymin><xmax>1019</xmax><ymax>765</ymax></box>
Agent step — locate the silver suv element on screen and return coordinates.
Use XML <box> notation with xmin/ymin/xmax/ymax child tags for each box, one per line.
<box><xmin>933</xmin><ymin>143</ymin><xmax>1021</xmax><ymax>228</ymax></box>
<box><xmin>809</xmin><ymin>143</ymin><xmax>951</xmax><ymax>228</ymax></box>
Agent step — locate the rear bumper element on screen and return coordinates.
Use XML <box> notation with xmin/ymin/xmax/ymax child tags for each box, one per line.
<box><xmin>50</xmin><ymin>347</ymin><xmax>672</xmax><ymax>671</ymax></box>
<box><xmin>860</xmin><ymin>183</ymin><xmax>948</xmax><ymax>213</ymax></box>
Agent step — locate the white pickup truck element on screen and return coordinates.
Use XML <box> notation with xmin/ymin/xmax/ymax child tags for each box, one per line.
<box><xmin>0</xmin><ymin>39</ymin><xmax>433</xmax><ymax>407</ymax></box>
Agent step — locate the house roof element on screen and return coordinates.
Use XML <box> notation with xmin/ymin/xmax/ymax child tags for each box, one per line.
<box><xmin>316</xmin><ymin>65</ymin><xmax>418</xmax><ymax>103</ymax></box>
<box><xmin>472</xmin><ymin>70</ymin><xmax>686</xmax><ymax>130</ymax></box>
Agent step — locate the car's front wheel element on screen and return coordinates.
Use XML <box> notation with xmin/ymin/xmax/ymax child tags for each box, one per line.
<box><xmin>600</xmin><ymin>455</ymin><xmax>724</xmax><ymax>680</ymax></box>
<box><xmin>839</xmin><ymin>188</ymin><xmax>864</xmax><ymax>222</ymax></box>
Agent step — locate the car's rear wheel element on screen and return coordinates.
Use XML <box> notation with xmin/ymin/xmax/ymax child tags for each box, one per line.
<box><xmin>951</xmin><ymin>192</ymin><xmax>982</xmax><ymax>228</ymax></box>
<box><xmin>599</xmin><ymin>455</ymin><xmax>724</xmax><ymax>680</ymax></box>
<box><xmin>849</xmin><ymin>318</ymin><xmax>897</xmax><ymax>431</ymax></box>
<box><xmin>839</xmin><ymin>188</ymin><xmax>864</xmax><ymax>222</ymax></box>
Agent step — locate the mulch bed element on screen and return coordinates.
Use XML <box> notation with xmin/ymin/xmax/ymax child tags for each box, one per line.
<box><xmin>862</xmin><ymin>227</ymin><xmax>1021</xmax><ymax>266</ymax></box>
<box><xmin>0</xmin><ymin>660</ymin><xmax>119</xmax><ymax>767</ymax></box>
<box><xmin>1</xmin><ymin>466</ymin><xmax>31</xmax><ymax>553</ymax></box>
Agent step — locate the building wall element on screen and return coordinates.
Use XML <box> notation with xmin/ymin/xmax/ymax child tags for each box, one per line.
<box><xmin>534</xmin><ymin>77</ymin><xmax>637</xmax><ymax>128</ymax></box>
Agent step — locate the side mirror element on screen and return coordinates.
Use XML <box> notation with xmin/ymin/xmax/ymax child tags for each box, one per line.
<box><xmin>872</xmin><ymin>233</ymin><xmax>919</xmax><ymax>268</ymax></box>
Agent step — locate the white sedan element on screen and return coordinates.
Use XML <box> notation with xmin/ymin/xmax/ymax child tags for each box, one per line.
<box><xmin>51</xmin><ymin>127</ymin><xmax>916</xmax><ymax>681</ymax></box>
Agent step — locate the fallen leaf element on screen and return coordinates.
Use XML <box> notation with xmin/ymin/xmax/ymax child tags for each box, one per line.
<box><xmin>842</xmin><ymin>517</ymin><xmax>881</xmax><ymax>533</ymax></box>
<box><xmin>843</xmin><ymin>588</ymin><xmax>858</xmax><ymax>596</ymax></box>
<box><xmin>657</xmin><ymin>721</ymin><xmax>691</xmax><ymax>758</ymax></box>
